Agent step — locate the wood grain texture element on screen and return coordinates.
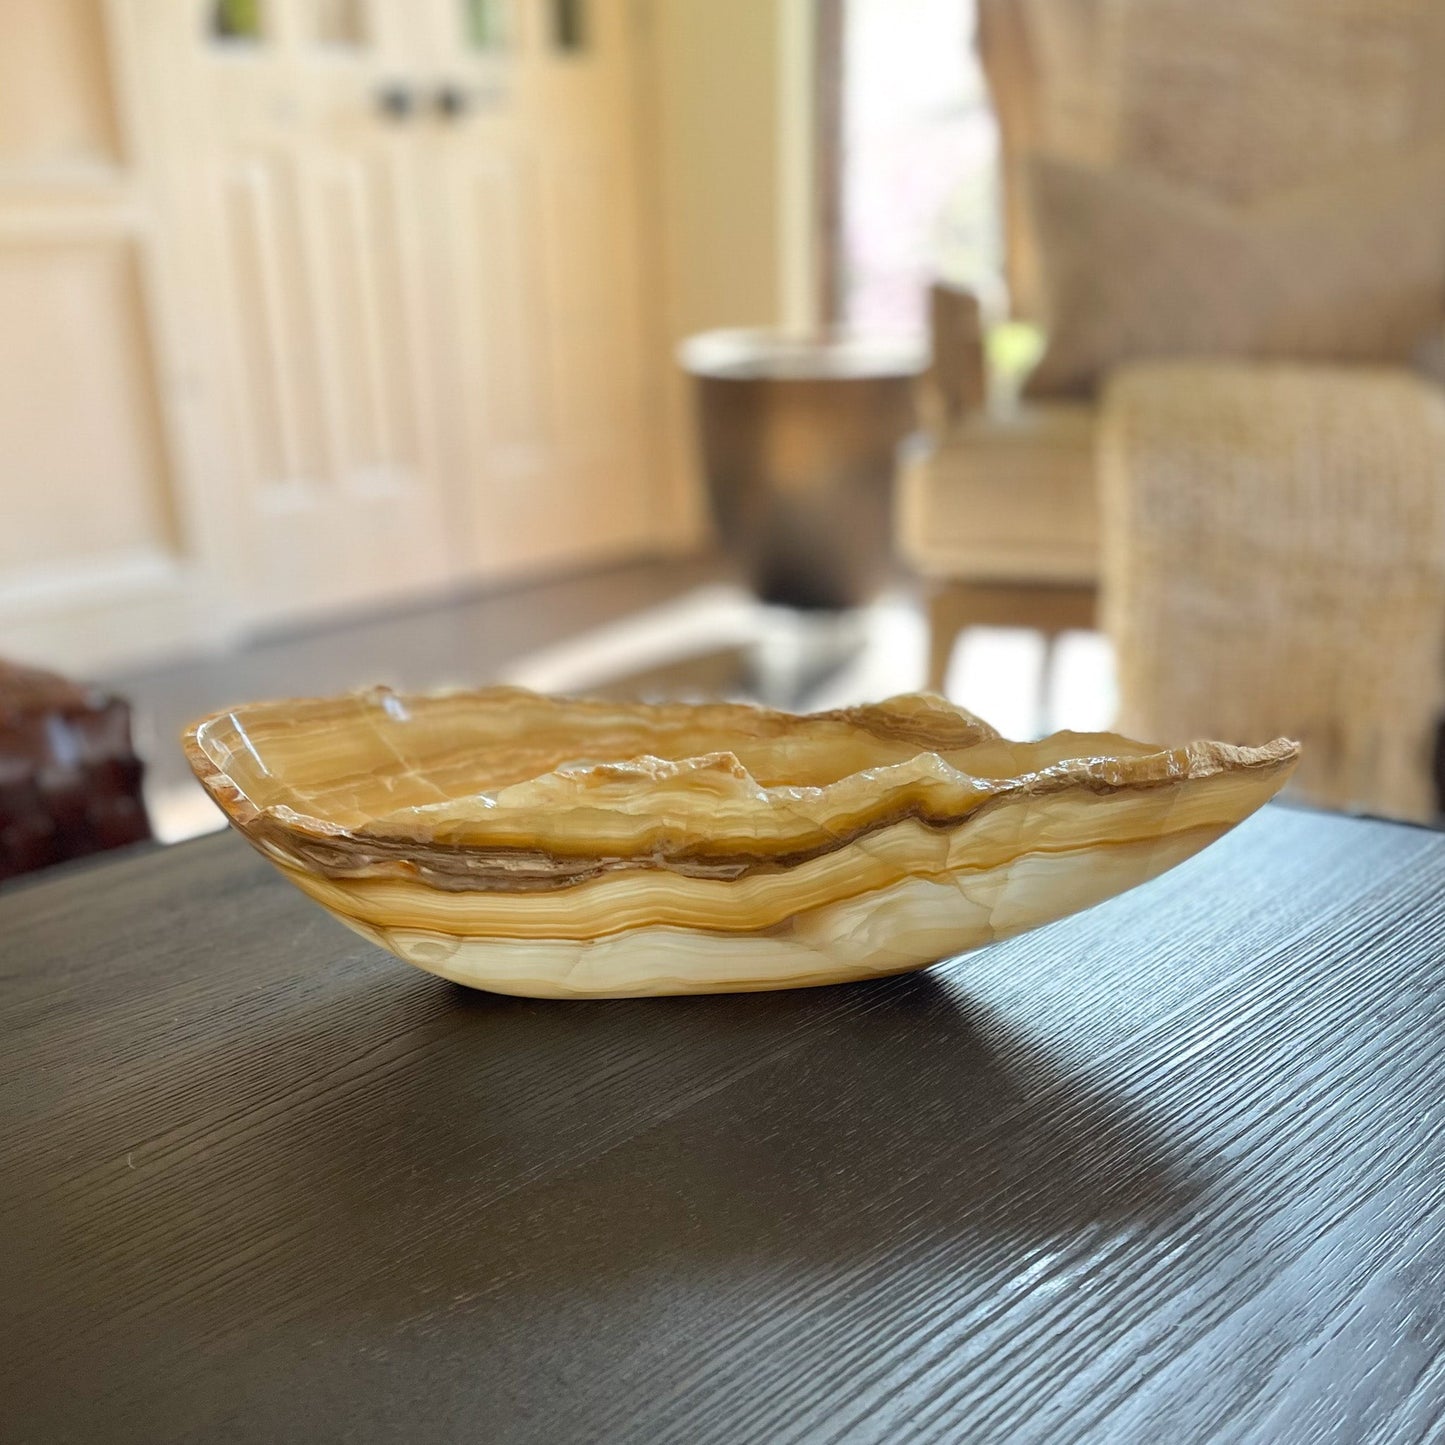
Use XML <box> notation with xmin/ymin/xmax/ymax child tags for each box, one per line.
<box><xmin>2</xmin><ymin>807</ymin><xmax>1444</xmax><ymax>1443</ymax></box>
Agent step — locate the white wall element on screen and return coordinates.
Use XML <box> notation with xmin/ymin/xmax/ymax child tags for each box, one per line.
<box><xmin>635</xmin><ymin>0</ymin><xmax>818</xmax><ymax>547</ymax></box>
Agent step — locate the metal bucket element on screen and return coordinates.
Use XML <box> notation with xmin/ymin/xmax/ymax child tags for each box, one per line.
<box><xmin>679</xmin><ymin>330</ymin><xmax>925</xmax><ymax>611</ymax></box>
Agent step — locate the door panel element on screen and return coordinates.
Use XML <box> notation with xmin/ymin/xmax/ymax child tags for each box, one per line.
<box><xmin>458</xmin><ymin>153</ymin><xmax>552</xmax><ymax>455</ymax></box>
<box><xmin>545</xmin><ymin>154</ymin><xmax>620</xmax><ymax>445</ymax></box>
<box><xmin>0</xmin><ymin>234</ymin><xmax>175</xmax><ymax>572</ymax></box>
<box><xmin>311</xmin><ymin>153</ymin><xmax>422</xmax><ymax>479</ymax></box>
<box><xmin>428</xmin><ymin>0</ymin><xmax>656</xmax><ymax>578</ymax></box>
<box><xmin>0</xmin><ymin>0</ymin><xmax>122</xmax><ymax>174</ymax></box>
<box><xmin>219</xmin><ymin>152</ymin><xmax>327</xmax><ymax>490</ymax></box>
<box><xmin>185</xmin><ymin>0</ymin><xmax>460</xmax><ymax>625</ymax></box>
<box><xmin>0</xmin><ymin>0</ymin><xmax>217</xmax><ymax>674</ymax></box>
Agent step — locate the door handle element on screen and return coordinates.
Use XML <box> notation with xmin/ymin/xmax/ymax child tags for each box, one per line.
<box><xmin>433</xmin><ymin>83</ymin><xmax>506</xmax><ymax>120</ymax></box>
<box><xmin>434</xmin><ymin>84</ymin><xmax>471</xmax><ymax>120</ymax></box>
<box><xmin>375</xmin><ymin>84</ymin><xmax>416</xmax><ymax>120</ymax></box>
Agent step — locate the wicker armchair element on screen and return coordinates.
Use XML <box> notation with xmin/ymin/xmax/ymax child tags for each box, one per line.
<box><xmin>901</xmin><ymin>0</ymin><xmax>1445</xmax><ymax>726</ymax></box>
<box><xmin>1101</xmin><ymin>365</ymin><xmax>1445</xmax><ymax>821</ymax></box>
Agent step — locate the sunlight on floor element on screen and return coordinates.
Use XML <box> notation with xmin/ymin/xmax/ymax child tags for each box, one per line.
<box><xmin>1049</xmin><ymin>630</ymin><xmax>1119</xmax><ymax>734</ymax></box>
<box><xmin>948</xmin><ymin>626</ymin><xmax>1048</xmax><ymax>739</ymax></box>
<box><xmin>948</xmin><ymin>626</ymin><xmax>1117</xmax><ymax>739</ymax></box>
<box><xmin>148</xmin><ymin>782</ymin><xmax>228</xmax><ymax>844</ymax></box>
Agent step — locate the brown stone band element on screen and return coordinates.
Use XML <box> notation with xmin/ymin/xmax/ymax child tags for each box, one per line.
<box><xmin>246</xmin><ymin>739</ymin><xmax>1298</xmax><ymax>894</ymax></box>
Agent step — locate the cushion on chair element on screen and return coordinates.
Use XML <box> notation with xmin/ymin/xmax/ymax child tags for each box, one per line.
<box><xmin>1023</xmin><ymin>146</ymin><xmax>1445</xmax><ymax>399</ymax></box>
<box><xmin>897</xmin><ymin>402</ymin><xmax>1098</xmax><ymax>585</ymax></box>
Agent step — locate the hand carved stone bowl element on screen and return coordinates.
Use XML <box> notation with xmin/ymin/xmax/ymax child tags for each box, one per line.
<box><xmin>183</xmin><ymin>688</ymin><xmax>1299</xmax><ymax>998</ymax></box>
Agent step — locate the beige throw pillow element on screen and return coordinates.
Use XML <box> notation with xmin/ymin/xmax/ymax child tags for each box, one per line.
<box><xmin>1104</xmin><ymin>0</ymin><xmax>1445</xmax><ymax>204</ymax></box>
<box><xmin>1024</xmin><ymin>149</ymin><xmax>1445</xmax><ymax>399</ymax></box>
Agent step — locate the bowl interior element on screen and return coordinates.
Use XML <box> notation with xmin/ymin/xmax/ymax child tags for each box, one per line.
<box><xmin>187</xmin><ymin>689</ymin><xmax>1168</xmax><ymax>837</ymax></box>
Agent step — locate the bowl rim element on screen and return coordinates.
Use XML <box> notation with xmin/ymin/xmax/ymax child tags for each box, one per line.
<box><xmin>181</xmin><ymin>685</ymin><xmax>1301</xmax><ymax>893</ymax></box>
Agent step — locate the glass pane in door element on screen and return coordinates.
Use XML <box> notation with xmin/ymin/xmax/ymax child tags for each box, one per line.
<box><xmin>464</xmin><ymin>0</ymin><xmax>512</xmax><ymax>50</ymax></box>
<box><xmin>211</xmin><ymin>0</ymin><xmax>265</xmax><ymax>42</ymax></box>
<box><xmin>551</xmin><ymin>0</ymin><xmax>586</xmax><ymax>52</ymax></box>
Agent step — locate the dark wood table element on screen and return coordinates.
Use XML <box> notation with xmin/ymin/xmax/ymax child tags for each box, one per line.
<box><xmin>4</xmin><ymin>807</ymin><xmax>1445</xmax><ymax>1443</ymax></box>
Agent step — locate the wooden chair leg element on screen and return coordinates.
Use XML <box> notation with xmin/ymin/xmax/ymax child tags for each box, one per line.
<box><xmin>926</xmin><ymin>585</ymin><xmax>971</xmax><ymax>693</ymax></box>
<box><xmin>923</xmin><ymin>581</ymin><xmax>1099</xmax><ymax>695</ymax></box>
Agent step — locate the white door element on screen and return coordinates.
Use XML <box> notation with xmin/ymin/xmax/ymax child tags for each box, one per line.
<box><xmin>0</xmin><ymin>0</ymin><xmax>668</xmax><ymax>669</ymax></box>
<box><xmin>168</xmin><ymin>0</ymin><xmax>661</xmax><ymax>625</ymax></box>
<box><xmin>0</xmin><ymin>0</ymin><xmax>222</xmax><ymax>674</ymax></box>
<box><xmin>422</xmin><ymin>0</ymin><xmax>658</xmax><ymax>579</ymax></box>
<box><xmin>169</xmin><ymin>0</ymin><xmax>461</xmax><ymax>627</ymax></box>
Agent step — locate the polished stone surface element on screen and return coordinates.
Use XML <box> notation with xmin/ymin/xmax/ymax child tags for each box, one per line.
<box><xmin>185</xmin><ymin>687</ymin><xmax>1297</xmax><ymax>997</ymax></box>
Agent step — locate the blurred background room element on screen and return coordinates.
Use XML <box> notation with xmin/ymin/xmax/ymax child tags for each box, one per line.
<box><xmin>5</xmin><ymin>0</ymin><xmax>1445</xmax><ymax>877</ymax></box>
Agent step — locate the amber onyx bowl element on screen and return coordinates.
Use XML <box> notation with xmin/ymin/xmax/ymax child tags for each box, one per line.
<box><xmin>183</xmin><ymin>688</ymin><xmax>1298</xmax><ymax>998</ymax></box>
